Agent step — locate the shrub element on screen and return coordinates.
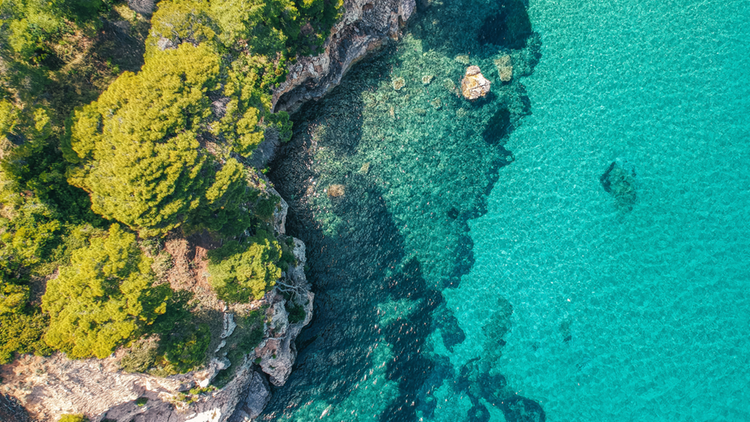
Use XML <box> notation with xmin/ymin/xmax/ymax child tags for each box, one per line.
<box><xmin>42</xmin><ymin>225</ymin><xmax>171</xmax><ymax>359</ymax></box>
<box><xmin>207</xmin><ymin>230</ymin><xmax>282</xmax><ymax>303</ymax></box>
<box><xmin>285</xmin><ymin>301</ymin><xmax>306</xmax><ymax>324</ymax></box>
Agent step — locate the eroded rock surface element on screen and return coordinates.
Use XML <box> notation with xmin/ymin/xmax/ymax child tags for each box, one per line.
<box><xmin>272</xmin><ymin>0</ymin><xmax>416</xmax><ymax>113</ymax></box>
<box><xmin>461</xmin><ymin>66</ymin><xmax>491</xmax><ymax>100</ymax></box>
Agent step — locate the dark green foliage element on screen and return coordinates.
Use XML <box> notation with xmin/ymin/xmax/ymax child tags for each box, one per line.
<box><xmin>156</xmin><ymin>323</ymin><xmax>211</xmax><ymax>375</ymax></box>
<box><xmin>286</xmin><ymin>301</ymin><xmax>306</xmax><ymax>324</ymax></box>
<box><xmin>42</xmin><ymin>224</ymin><xmax>171</xmax><ymax>359</ymax></box>
<box><xmin>254</xmin><ymin>195</ymin><xmax>280</xmax><ymax>222</ymax></box>
<box><xmin>135</xmin><ymin>397</ymin><xmax>148</xmax><ymax>407</ymax></box>
<box><xmin>147</xmin><ymin>291</ymin><xmax>210</xmax><ymax>375</ymax></box>
<box><xmin>212</xmin><ymin>309</ymin><xmax>265</xmax><ymax>387</ymax></box>
<box><xmin>207</xmin><ymin>230</ymin><xmax>282</xmax><ymax>303</ymax></box>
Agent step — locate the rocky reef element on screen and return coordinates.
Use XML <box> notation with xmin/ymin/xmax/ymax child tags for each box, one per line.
<box><xmin>272</xmin><ymin>0</ymin><xmax>416</xmax><ymax>113</ymax></box>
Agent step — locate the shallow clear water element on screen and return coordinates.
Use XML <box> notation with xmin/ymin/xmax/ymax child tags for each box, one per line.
<box><xmin>265</xmin><ymin>0</ymin><xmax>750</xmax><ymax>420</ymax></box>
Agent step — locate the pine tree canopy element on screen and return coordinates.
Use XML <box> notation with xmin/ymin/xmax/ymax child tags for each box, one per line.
<box><xmin>42</xmin><ymin>224</ymin><xmax>171</xmax><ymax>359</ymax></box>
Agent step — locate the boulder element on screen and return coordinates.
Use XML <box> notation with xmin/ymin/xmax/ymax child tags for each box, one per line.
<box><xmin>460</xmin><ymin>66</ymin><xmax>491</xmax><ymax>100</ymax></box>
<box><xmin>600</xmin><ymin>158</ymin><xmax>637</xmax><ymax>209</ymax></box>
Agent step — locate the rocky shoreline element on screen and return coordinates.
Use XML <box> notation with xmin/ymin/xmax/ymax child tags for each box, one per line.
<box><xmin>0</xmin><ymin>0</ymin><xmax>416</xmax><ymax>420</ymax></box>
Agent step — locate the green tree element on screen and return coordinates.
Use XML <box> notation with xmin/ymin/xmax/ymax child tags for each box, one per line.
<box><xmin>42</xmin><ymin>224</ymin><xmax>171</xmax><ymax>359</ymax></box>
<box><xmin>207</xmin><ymin>230</ymin><xmax>282</xmax><ymax>303</ymax></box>
<box><xmin>67</xmin><ymin>43</ymin><xmax>221</xmax><ymax>238</ymax></box>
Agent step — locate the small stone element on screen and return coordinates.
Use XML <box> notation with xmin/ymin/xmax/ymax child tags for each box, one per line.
<box><xmin>494</xmin><ymin>55</ymin><xmax>513</xmax><ymax>82</ymax></box>
<box><xmin>460</xmin><ymin>66</ymin><xmax>491</xmax><ymax>100</ymax></box>
<box><xmin>456</xmin><ymin>108</ymin><xmax>467</xmax><ymax>118</ymax></box>
<box><xmin>327</xmin><ymin>184</ymin><xmax>345</xmax><ymax>197</ymax></box>
<box><xmin>392</xmin><ymin>77</ymin><xmax>406</xmax><ymax>91</ymax></box>
<box><xmin>422</xmin><ymin>75</ymin><xmax>434</xmax><ymax>85</ymax></box>
<box><xmin>359</xmin><ymin>162</ymin><xmax>370</xmax><ymax>174</ymax></box>
<box><xmin>454</xmin><ymin>55</ymin><xmax>470</xmax><ymax>65</ymax></box>
<box><xmin>431</xmin><ymin>98</ymin><xmax>442</xmax><ymax>109</ymax></box>
<box><xmin>414</xmin><ymin>108</ymin><xmax>427</xmax><ymax>115</ymax></box>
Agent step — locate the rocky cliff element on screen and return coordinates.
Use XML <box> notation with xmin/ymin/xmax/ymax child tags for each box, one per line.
<box><xmin>0</xmin><ymin>192</ymin><xmax>312</xmax><ymax>422</ymax></box>
<box><xmin>0</xmin><ymin>0</ymin><xmax>418</xmax><ymax>419</ymax></box>
<box><xmin>272</xmin><ymin>0</ymin><xmax>416</xmax><ymax>113</ymax></box>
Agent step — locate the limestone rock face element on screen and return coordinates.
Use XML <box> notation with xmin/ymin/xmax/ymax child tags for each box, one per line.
<box><xmin>228</xmin><ymin>371</ymin><xmax>270</xmax><ymax>421</ymax></box>
<box><xmin>272</xmin><ymin>0</ymin><xmax>417</xmax><ymax>113</ymax></box>
<box><xmin>460</xmin><ymin>66</ymin><xmax>491</xmax><ymax>100</ymax></box>
<box><xmin>600</xmin><ymin>158</ymin><xmax>637</xmax><ymax>209</ymax></box>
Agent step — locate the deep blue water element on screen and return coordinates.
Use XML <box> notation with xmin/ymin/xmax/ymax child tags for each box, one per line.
<box><xmin>265</xmin><ymin>0</ymin><xmax>750</xmax><ymax>420</ymax></box>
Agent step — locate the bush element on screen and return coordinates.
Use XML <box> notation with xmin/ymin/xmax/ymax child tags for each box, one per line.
<box><xmin>286</xmin><ymin>301</ymin><xmax>306</xmax><ymax>324</ymax></box>
<box><xmin>207</xmin><ymin>230</ymin><xmax>282</xmax><ymax>303</ymax></box>
<box><xmin>119</xmin><ymin>339</ymin><xmax>159</xmax><ymax>373</ymax></box>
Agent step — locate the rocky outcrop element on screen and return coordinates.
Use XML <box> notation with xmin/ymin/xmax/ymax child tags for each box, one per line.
<box><xmin>271</xmin><ymin>0</ymin><xmax>416</xmax><ymax>113</ymax></box>
<box><xmin>254</xmin><ymin>238</ymin><xmax>313</xmax><ymax>387</ymax></box>
<box><xmin>600</xmin><ymin>158</ymin><xmax>637</xmax><ymax>209</ymax></box>
<box><xmin>127</xmin><ymin>0</ymin><xmax>155</xmax><ymax>16</ymax></box>
<box><xmin>460</xmin><ymin>66</ymin><xmax>491</xmax><ymax>100</ymax></box>
<box><xmin>0</xmin><ymin>393</ymin><xmax>31</xmax><ymax>422</ymax></box>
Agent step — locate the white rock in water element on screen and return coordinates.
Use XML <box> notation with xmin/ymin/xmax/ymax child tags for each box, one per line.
<box><xmin>460</xmin><ymin>66</ymin><xmax>491</xmax><ymax>100</ymax></box>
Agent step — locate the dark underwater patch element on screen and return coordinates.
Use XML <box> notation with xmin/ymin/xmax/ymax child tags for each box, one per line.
<box><xmin>477</xmin><ymin>0</ymin><xmax>533</xmax><ymax>49</ymax></box>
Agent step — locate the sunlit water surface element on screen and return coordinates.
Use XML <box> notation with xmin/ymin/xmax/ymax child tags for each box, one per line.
<box><xmin>264</xmin><ymin>0</ymin><xmax>750</xmax><ymax>420</ymax></box>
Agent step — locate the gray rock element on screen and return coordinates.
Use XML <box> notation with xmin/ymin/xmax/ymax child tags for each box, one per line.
<box><xmin>127</xmin><ymin>0</ymin><xmax>155</xmax><ymax>16</ymax></box>
<box><xmin>157</xmin><ymin>37</ymin><xmax>178</xmax><ymax>51</ymax></box>
<box><xmin>229</xmin><ymin>371</ymin><xmax>270</xmax><ymax>421</ymax></box>
<box><xmin>272</xmin><ymin>0</ymin><xmax>417</xmax><ymax>113</ymax></box>
<box><xmin>600</xmin><ymin>158</ymin><xmax>637</xmax><ymax>209</ymax></box>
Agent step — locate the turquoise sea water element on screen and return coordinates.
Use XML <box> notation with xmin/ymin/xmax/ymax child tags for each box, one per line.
<box><xmin>264</xmin><ymin>0</ymin><xmax>750</xmax><ymax>420</ymax></box>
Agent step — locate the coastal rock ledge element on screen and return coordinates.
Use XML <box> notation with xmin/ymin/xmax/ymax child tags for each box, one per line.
<box><xmin>0</xmin><ymin>192</ymin><xmax>313</xmax><ymax>422</ymax></box>
<box><xmin>272</xmin><ymin>0</ymin><xmax>416</xmax><ymax>113</ymax></box>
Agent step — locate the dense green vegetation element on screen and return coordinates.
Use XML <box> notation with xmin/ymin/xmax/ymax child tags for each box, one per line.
<box><xmin>207</xmin><ymin>230</ymin><xmax>283</xmax><ymax>302</ymax></box>
<box><xmin>0</xmin><ymin>0</ymin><xmax>340</xmax><ymax>369</ymax></box>
<box><xmin>42</xmin><ymin>224</ymin><xmax>170</xmax><ymax>358</ymax></box>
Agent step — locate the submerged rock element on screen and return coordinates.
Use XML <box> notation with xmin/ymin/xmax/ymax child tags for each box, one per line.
<box><xmin>392</xmin><ymin>77</ymin><xmax>406</xmax><ymax>91</ymax></box>
<box><xmin>494</xmin><ymin>55</ymin><xmax>513</xmax><ymax>82</ymax></box>
<box><xmin>461</xmin><ymin>66</ymin><xmax>491</xmax><ymax>100</ymax></box>
<box><xmin>600</xmin><ymin>158</ymin><xmax>637</xmax><ymax>209</ymax></box>
<box><xmin>327</xmin><ymin>184</ymin><xmax>346</xmax><ymax>197</ymax></box>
